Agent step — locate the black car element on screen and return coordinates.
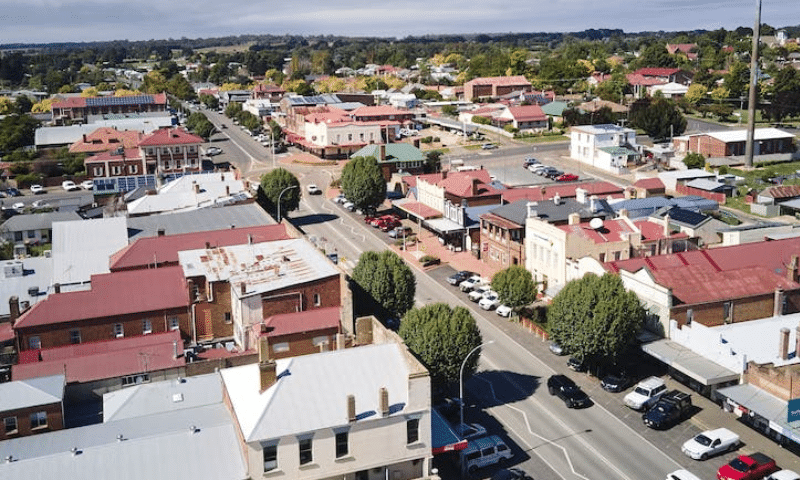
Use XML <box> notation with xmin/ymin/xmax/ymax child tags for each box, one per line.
<box><xmin>492</xmin><ymin>468</ymin><xmax>532</xmax><ymax>480</ymax></box>
<box><xmin>447</xmin><ymin>270</ymin><xmax>473</xmax><ymax>286</ymax></box>
<box><xmin>5</xmin><ymin>188</ymin><xmax>22</xmax><ymax>197</ymax></box>
<box><xmin>567</xmin><ymin>357</ymin><xmax>587</xmax><ymax>372</ymax></box>
<box><xmin>600</xmin><ymin>368</ymin><xmax>631</xmax><ymax>393</ymax></box>
<box><xmin>547</xmin><ymin>374</ymin><xmax>590</xmax><ymax>408</ymax></box>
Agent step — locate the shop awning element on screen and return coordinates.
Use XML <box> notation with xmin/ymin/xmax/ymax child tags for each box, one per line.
<box><xmin>431</xmin><ymin>409</ymin><xmax>467</xmax><ymax>454</ymax></box>
<box><xmin>717</xmin><ymin>383</ymin><xmax>800</xmax><ymax>444</ymax></box>
<box><xmin>641</xmin><ymin>339</ymin><xmax>739</xmax><ymax>386</ymax></box>
<box><xmin>393</xmin><ymin>199</ymin><xmax>441</xmax><ymax>220</ymax></box>
<box><xmin>425</xmin><ymin>217</ymin><xmax>464</xmax><ymax>234</ymax></box>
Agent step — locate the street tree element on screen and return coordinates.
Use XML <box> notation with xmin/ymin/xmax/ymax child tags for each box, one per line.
<box><xmin>398</xmin><ymin>303</ymin><xmax>483</xmax><ymax>388</ymax></box>
<box><xmin>199</xmin><ymin>93</ymin><xmax>219</xmax><ymax>110</ymax></box>
<box><xmin>424</xmin><ymin>150</ymin><xmax>442</xmax><ymax>173</ymax></box>
<box><xmin>491</xmin><ymin>266</ymin><xmax>537</xmax><ymax>313</ymax></box>
<box><xmin>351</xmin><ymin>250</ymin><xmax>416</xmax><ymax>318</ymax></box>
<box><xmin>547</xmin><ymin>273</ymin><xmax>645</xmax><ymax>367</ymax></box>
<box><xmin>225</xmin><ymin>102</ymin><xmax>242</xmax><ymax>118</ymax></box>
<box><xmin>340</xmin><ymin>156</ymin><xmax>386</xmax><ymax>213</ymax></box>
<box><xmin>185</xmin><ymin>112</ymin><xmax>215</xmax><ymax>140</ymax></box>
<box><xmin>629</xmin><ymin>96</ymin><xmax>686</xmax><ymax>141</ymax></box>
<box><xmin>258</xmin><ymin>168</ymin><xmax>300</xmax><ymax>221</ymax></box>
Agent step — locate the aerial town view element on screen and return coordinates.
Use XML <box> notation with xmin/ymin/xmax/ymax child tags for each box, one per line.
<box><xmin>2</xmin><ymin>1</ymin><xmax>800</xmax><ymax>479</ymax></box>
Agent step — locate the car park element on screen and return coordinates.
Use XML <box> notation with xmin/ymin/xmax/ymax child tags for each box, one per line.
<box><xmin>62</xmin><ymin>180</ymin><xmax>80</xmax><ymax>191</ymax></box>
<box><xmin>523</xmin><ymin>157</ymin><xmax>539</xmax><ymax>168</ymax></box>
<box><xmin>548</xmin><ymin>374</ymin><xmax>590</xmax><ymax>408</ymax></box>
<box><xmin>624</xmin><ymin>376</ymin><xmax>667</xmax><ymax>410</ymax></box>
<box><xmin>447</xmin><ymin>270</ymin><xmax>474</xmax><ymax>286</ymax></box>
<box><xmin>5</xmin><ymin>188</ymin><xmax>21</xmax><ymax>197</ymax></box>
<box><xmin>496</xmin><ymin>304</ymin><xmax>512</xmax><ymax>317</ymax></box>
<box><xmin>455</xmin><ymin>422</ymin><xmax>487</xmax><ymax>441</ymax></box>
<box><xmin>306</xmin><ymin>184</ymin><xmax>321</xmax><ymax>195</ymax></box>
<box><xmin>682</xmin><ymin>428</ymin><xmax>740</xmax><ymax>460</ymax></box>
<box><xmin>642</xmin><ymin>390</ymin><xmax>692</xmax><ymax>429</ymax></box>
<box><xmin>30</xmin><ymin>185</ymin><xmax>45</xmax><ymax>194</ymax></box>
<box><xmin>529</xmin><ymin>164</ymin><xmax>547</xmax><ymax>173</ymax></box>
<box><xmin>205</xmin><ymin>146</ymin><xmax>222</xmax><ymax>156</ymax></box>
<box><xmin>478</xmin><ymin>292</ymin><xmax>500</xmax><ymax>310</ymax></box>
<box><xmin>461</xmin><ymin>435</ymin><xmax>512</xmax><ymax>473</ymax></box>
<box><xmin>468</xmin><ymin>285</ymin><xmax>493</xmax><ymax>302</ymax></box>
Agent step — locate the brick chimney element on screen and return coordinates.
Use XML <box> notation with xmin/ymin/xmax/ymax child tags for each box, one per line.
<box><xmin>347</xmin><ymin>394</ymin><xmax>356</xmax><ymax>422</ymax></box>
<box><xmin>780</xmin><ymin>327</ymin><xmax>790</xmax><ymax>360</ymax></box>
<box><xmin>380</xmin><ymin>144</ymin><xmax>386</xmax><ymax>161</ymax></box>
<box><xmin>568</xmin><ymin>213</ymin><xmax>580</xmax><ymax>225</ymax></box>
<box><xmin>157</xmin><ymin>227</ymin><xmax>165</xmax><ymax>237</ymax></box>
<box><xmin>54</xmin><ymin>283</ymin><xmax>60</xmax><ymax>294</ymax></box>
<box><xmin>441</xmin><ymin>170</ymin><xmax>447</xmax><ymax>179</ymax></box>
<box><xmin>663</xmin><ymin>213</ymin><xmax>671</xmax><ymax>237</ymax></box>
<box><xmin>8</xmin><ymin>296</ymin><xmax>19</xmax><ymax>326</ymax></box>
<box><xmin>379</xmin><ymin>387</ymin><xmax>389</xmax><ymax>417</ymax></box>
<box><xmin>472</xmin><ymin>178</ymin><xmax>481</xmax><ymax>196</ymax></box>
<box><xmin>789</xmin><ymin>256</ymin><xmax>799</xmax><ymax>283</ymax></box>
<box><xmin>775</xmin><ymin>289</ymin><xmax>785</xmax><ymax>317</ymax></box>
<box><xmin>258</xmin><ymin>336</ymin><xmax>277</xmax><ymax>392</ymax></box>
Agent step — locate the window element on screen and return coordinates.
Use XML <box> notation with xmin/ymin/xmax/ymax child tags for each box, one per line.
<box><xmin>4</xmin><ymin>416</ymin><xmax>17</xmax><ymax>434</ymax></box>
<box><xmin>335</xmin><ymin>431</ymin><xmax>349</xmax><ymax>458</ymax></box>
<box><xmin>30</xmin><ymin>411</ymin><xmax>47</xmax><ymax>429</ymax></box>
<box><xmin>69</xmin><ymin>329</ymin><xmax>81</xmax><ymax>344</ymax></box>
<box><xmin>114</xmin><ymin>323</ymin><xmax>124</xmax><ymax>338</ymax></box>
<box><xmin>142</xmin><ymin>319</ymin><xmax>152</xmax><ymax>334</ymax></box>
<box><xmin>299</xmin><ymin>437</ymin><xmax>313</xmax><ymax>465</ymax></box>
<box><xmin>93</xmin><ymin>167</ymin><xmax>103</xmax><ymax>176</ymax></box>
<box><xmin>406</xmin><ymin>418</ymin><xmax>420</xmax><ymax>444</ymax></box>
<box><xmin>723</xmin><ymin>302</ymin><xmax>733</xmax><ymax>323</ymax></box>
<box><xmin>169</xmin><ymin>317</ymin><xmax>180</xmax><ymax>331</ymax></box>
<box><xmin>686</xmin><ymin>308</ymin><xmax>694</xmax><ymax>325</ymax></box>
<box><xmin>27</xmin><ymin>230</ymin><xmax>35</xmax><ymax>239</ymax></box>
<box><xmin>273</xmin><ymin>342</ymin><xmax>289</xmax><ymax>353</ymax></box>
<box><xmin>312</xmin><ymin>336</ymin><xmax>328</xmax><ymax>348</ymax></box>
<box><xmin>14</xmin><ymin>232</ymin><xmax>22</xmax><ymax>242</ymax></box>
<box><xmin>128</xmin><ymin>164</ymin><xmax>138</xmax><ymax>174</ymax></box>
<box><xmin>224</xmin><ymin>312</ymin><xmax>232</xmax><ymax>324</ymax></box>
<box><xmin>313</xmin><ymin>293</ymin><xmax>321</xmax><ymax>306</ymax></box>
<box><xmin>122</xmin><ymin>373</ymin><xmax>150</xmax><ymax>386</ymax></box>
<box><xmin>263</xmin><ymin>444</ymin><xmax>278</xmax><ymax>472</ymax></box>
<box><xmin>29</xmin><ymin>336</ymin><xmax>41</xmax><ymax>350</ymax></box>
<box><xmin>111</xmin><ymin>165</ymin><xmax>122</xmax><ymax>175</ymax></box>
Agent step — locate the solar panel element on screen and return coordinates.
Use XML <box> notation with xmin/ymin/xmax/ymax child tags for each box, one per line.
<box><xmin>86</xmin><ymin>95</ymin><xmax>156</xmax><ymax>107</ymax></box>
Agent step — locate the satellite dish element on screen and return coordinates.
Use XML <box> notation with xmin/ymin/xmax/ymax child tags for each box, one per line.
<box><xmin>589</xmin><ymin>218</ymin><xmax>604</xmax><ymax>230</ymax></box>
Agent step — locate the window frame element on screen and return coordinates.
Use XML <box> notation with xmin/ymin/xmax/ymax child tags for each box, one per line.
<box><xmin>30</xmin><ymin>411</ymin><xmax>47</xmax><ymax>429</ymax></box>
<box><xmin>29</xmin><ymin>336</ymin><xmax>41</xmax><ymax>350</ymax></box>
<box><xmin>142</xmin><ymin>319</ymin><xmax>152</xmax><ymax>335</ymax></box>
<box><xmin>3</xmin><ymin>416</ymin><xmax>18</xmax><ymax>434</ymax></box>
<box><xmin>169</xmin><ymin>317</ymin><xmax>180</xmax><ymax>331</ymax></box>
<box><xmin>69</xmin><ymin>329</ymin><xmax>81</xmax><ymax>345</ymax></box>
<box><xmin>263</xmin><ymin>443</ymin><xmax>278</xmax><ymax>472</ymax></box>
<box><xmin>406</xmin><ymin>417</ymin><xmax>420</xmax><ymax>444</ymax></box>
<box><xmin>335</xmin><ymin>430</ymin><xmax>349</xmax><ymax>458</ymax></box>
<box><xmin>114</xmin><ymin>323</ymin><xmax>124</xmax><ymax>338</ymax></box>
<box><xmin>298</xmin><ymin>437</ymin><xmax>313</xmax><ymax>465</ymax></box>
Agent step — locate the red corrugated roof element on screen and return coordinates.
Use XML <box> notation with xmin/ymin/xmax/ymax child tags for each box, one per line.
<box><xmin>69</xmin><ymin>127</ymin><xmax>144</xmax><ymax>153</ymax></box>
<box><xmin>13</xmin><ymin>267</ymin><xmax>189</xmax><ymax>329</ymax></box>
<box><xmin>109</xmin><ymin>225</ymin><xmax>289</xmax><ymax>270</ymax></box>
<box><xmin>633</xmin><ymin>67</ymin><xmax>681</xmax><ymax>77</ymax></box>
<box><xmin>84</xmin><ymin>148</ymin><xmax>141</xmax><ymax>164</ymax></box>
<box><xmin>396</xmin><ymin>201</ymin><xmax>441</xmax><ymax>219</ymax></box>
<box><xmin>501</xmin><ymin>181</ymin><xmax>624</xmax><ymax>203</ymax></box>
<box><xmin>466</xmin><ymin>75</ymin><xmax>531</xmax><ymax>87</ymax></box>
<box><xmin>0</xmin><ymin>321</ymin><xmax>13</xmax><ymax>343</ymax></box>
<box><xmin>261</xmin><ymin>306</ymin><xmax>340</xmax><ymax>337</ymax></box>
<box><xmin>760</xmin><ymin>185</ymin><xmax>800</xmax><ymax>199</ymax></box>
<box><xmin>351</xmin><ymin>105</ymin><xmax>409</xmax><ymax>117</ymax></box>
<box><xmin>633</xmin><ymin>178</ymin><xmax>665</xmax><ymax>190</ymax></box>
<box><xmin>437</xmin><ymin>171</ymin><xmax>499</xmax><ymax>198</ymax></box>
<box><xmin>508</xmin><ymin>105</ymin><xmax>547</xmax><ymax>122</ymax></box>
<box><xmin>626</xmin><ymin>74</ymin><xmax>666</xmax><ymax>86</ymax></box>
<box><xmin>633</xmin><ymin>219</ymin><xmax>688</xmax><ymax>241</ymax></box>
<box><xmin>12</xmin><ymin>331</ymin><xmax>184</xmax><ymax>383</ymax></box>
<box><xmin>138</xmin><ymin>127</ymin><xmax>204</xmax><ymax>147</ymax></box>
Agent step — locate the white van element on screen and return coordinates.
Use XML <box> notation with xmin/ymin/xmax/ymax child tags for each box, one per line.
<box><xmin>461</xmin><ymin>435</ymin><xmax>512</xmax><ymax>473</ymax></box>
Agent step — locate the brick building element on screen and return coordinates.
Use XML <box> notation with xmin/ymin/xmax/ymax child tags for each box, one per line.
<box><xmin>137</xmin><ymin>127</ymin><xmax>204</xmax><ymax>176</ymax></box>
<box><xmin>50</xmin><ymin>93</ymin><xmax>168</xmax><ymax>126</ymax></box>
<box><xmin>253</xmin><ymin>306</ymin><xmax>341</xmax><ymax>359</ymax></box>
<box><xmin>0</xmin><ymin>374</ymin><xmax>65</xmax><ymax>440</ymax></box>
<box><xmin>463</xmin><ymin>75</ymin><xmax>532</xmax><ymax>101</ymax></box>
<box><xmin>84</xmin><ymin>147</ymin><xmax>145</xmax><ymax>178</ymax></box>
<box><xmin>673</xmin><ymin>127</ymin><xmax>796</xmax><ymax>159</ymax></box>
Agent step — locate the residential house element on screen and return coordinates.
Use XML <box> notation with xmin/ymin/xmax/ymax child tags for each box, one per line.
<box><xmin>631</xmin><ymin>67</ymin><xmax>693</xmax><ymax>85</ymax></box>
<box><xmin>494</xmin><ymin>105</ymin><xmax>548</xmax><ymax>132</ymax></box>
<box><xmin>220</xmin><ymin>340</ymin><xmax>433</xmax><ymax>480</ymax></box>
<box><xmin>629</xmin><ymin>178</ymin><xmax>666</xmax><ymax>198</ymax></box>
<box><xmin>648</xmin><ymin>82</ymin><xmax>689</xmax><ymax>98</ymax></box>
<box><xmin>50</xmin><ymin>93</ymin><xmax>168</xmax><ymax>126</ymax></box>
<box><xmin>464</xmin><ymin>75</ymin><xmax>532</xmax><ymax>101</ymax></box>
<box><xmin>68</xmin><ymin>127</ymin><xmax>143</xmax><ymax>154</ymax></box>
<box><xmin>12</xmin><ymin>266</ymin><xmax>191</xmax><ymax>352</ymax></box>
<box><xmin>577</xmin><ymin>99</ymin><xmax>629</xmax><ymax>115</ymax></box>
<box><xmin>540</xmin><ymin>101</ymin><xmax>570</xmax><ymax>123</ymax></box>
<box><xmin>570</xmin><ymin>124</ymin><xmax>641</xmax><ymax>173</ymax></box>
<box><xmin>350</xmin><ymin>143</ymin><xmax>426</xmax><ymax>181</ymax></box>
<box><xmin>658</xmin><ymin>169</ymin><xmax>718</xmax><ymax>192</ymax></box>
<box><xmin>666</xmin><ymin>43</ymin><xmax>698</xmax><ymax>60</ymax></box>
<box><xmin>650</xmin><ymin>206</ymin><xmax>720</xmax><ymax>247</ymax></box>
<box><xmin>0</xmin><ymin>211</ymin><xmax>81</xmax><ymax>246</ymax></box>
<box><xmin>756</xmin><ymin>185</ymin><xmax>800</xmax><ymax>205</ymax></box>
<box><xmin>84</xmin><ymin>147</ymin><xmax>146</xmax><ymax>180</ymax></box>
<box><xmin>252</xmin><ymin>83</ymin><xmax>286</xmax><ymax>102</ymax></box>
<box><xmin>0</xmin><ymin>374</ymin><xmax>65</xmax><ymax>440</ymax></box>
<box><xmin>672</xmin><ymin>128</ymin><xmax>796</xmax><ymax>165</ymax></box>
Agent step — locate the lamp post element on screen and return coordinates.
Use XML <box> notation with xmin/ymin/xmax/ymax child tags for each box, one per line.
<box><xmin>276</xmin><ymin>185</ymin><xmax>297</xmax><ymax>223</ymax></box>
<box><xmin>459</xmin><ymin>340</ymin><xmax>494</xmax><ymax>429</ymax></box>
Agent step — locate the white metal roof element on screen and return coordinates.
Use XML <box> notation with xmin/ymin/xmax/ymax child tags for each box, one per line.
<box><xmin>0</xmin><ymin>374</ymin><xmax>64</xmax><ymax>412</ymax></box>
<box><xmin>51</xmin><ymin>217</ymin><xmax>128</xmax><ymax>287</ymax></box>
<box><xmin>179</xmin><ymin>238</ymin><xmax>339</xmax><ymax>297</ymax></box>
<box><xmin>126</xmin><ymin>172</ymin><xmax>248</xmax><ymax>216</ymax></box>
<box><xmin>221</xmin><ymin>343</ymin><xmax>410</xmax><ymax>442</ymax></box>
<box><xmin>706</xmin><ymin>127</ymin><xmax>796</xmax><ymax>143</ymax></box>
<box><xmin>0</xmin><ymin>256</ymin><xmax>54</xmax><ymax>316</ymax></box>
<box><xmin>103</xmin><ymin>373</ymin><xmax>223</xmax><ymax>422</ymax></box>
<box><xmin>659</xmin><ymin>169</ymin><xmax>716</xmax><ymax>181</ymax></box>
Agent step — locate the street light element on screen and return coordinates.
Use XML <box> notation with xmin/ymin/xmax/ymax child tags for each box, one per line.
<box><xmin>459</xmin><ymin>340</ymin><xmax>494</xmax><ymax>429</ymax></box>
<box><xmin>276</xmin><ymin>185</ymin><xmax>298</xmax><ymax>223</ymax></box>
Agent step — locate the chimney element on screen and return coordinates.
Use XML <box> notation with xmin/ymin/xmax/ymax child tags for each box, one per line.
<box><xmin>8</xmin><ymin>296</ymin><xmax>19</xmax><ymax>326</ymax></box>
<box><xmin>441</xmin><ymin>170</ymin><xmax>447</xmax><ymax>179</ymax></box>
<box><xmin>225</xmin><ymin>185</ymin><xmax>230</xmax><ymax>196</ymax></box>
<box><xmin>347</xmin><ymin>394</ymin><xmax>356</xmax><ymax>422</ymax></box>
<box><xmin>619</xmin><ymin>208</ymin><xmax>629</xmax><ymax>218</ymax></box>
<box><xmin>380</xmin><ymin>144</ymin><xmax>386</xmax><ymax>161</ymax></box>
<box><xmin>248</xmin><ymin>234</ymin><xmax>253</xmax><ymax>245</ymax></box>
<box><xmin>258</xmin><ymin>336</ymin><xmax>270</xmax><ymax>363</ymax></box>
<box><xmin>82</xmin><ymin>134</ymin><xmax>87</xmax><ymax>143</ymax></box>
<box><xmin>568</xmin><ymin>213</ymin><xmax>580</xmax><ymax>225</ymax></box>
<box><xmin>589</xmin><ymin>195</ymin><xmax>599</xmax><ymax>212</ymax></box>
<box><xmin>575</xmin><ymin>187</ymin><xmax>588</xmax><ymax>204</ymax></box>
<box><xmin>335</xmin><ymin>333</ymin><xmax>346</xmax><ymax>350</ymax></box>
<box><xmin>553</xmin><ymin>194</ymin><xmax>561</xmax><ymax>205</ymax></box>
<box><xmin>259</xmin><ymin>359</ymin><xmax>277</xmax><ymax>393</ymax></box>
<box><xmin>789</xmin><ymin>255</ymin><xmax>799</xmax><ymax>283</ymax></box>
<box><xmin>240</xmin><ymin>283</ymin><xmax>247</xmax><ymax>295</ymax></box>
<box><xmin>663</xmin><ymin>213</ymin><xmax>671</xmax><ymax>237</ymax></box>
<box><xmin>472</xmin><ymin>178</ymin><xmax>480</xmax><ymax>196</ymax></box>
<box><xmin>775</xmin><ymin>289</ymin><xmax>785</xmax><ymax>317</ymax></box>
<box><xmin>205</xmin><ymin>241</ymin><xmax>211</xmax><ymax>249</ymax></box>
<box><xmin>54</xmin><ymin>283</ymin><xmax>61</xmax><ymax>294</ymax></box>
<box><xmin>379</xmin><ymin>387</ymin><xmax>389</xmax><ymax>417</ymax></box>
<box><xmin>157</xmin><ymin>227</ymin><xmax>165</xmax><ymax>237</ymax></box>
<box><xmin>194</xmin><ymin>183</ymin><xmax>200</xmax><ymax>194</ymax></box>
<box><xmin>780</xmin><ymin>327</ymin><xmax>790</xmax><ymax>360</ymax></box>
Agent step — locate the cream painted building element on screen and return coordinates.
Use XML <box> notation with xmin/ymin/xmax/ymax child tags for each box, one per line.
<box><xmin>570</xmin><ymin>124</ymin><xmax>641</xmax><ymax>173</ymax></box>
<box><xmin>304</xmin><ymin>120</ymin><xmax>384</xmax><ymax>148</ymax></box>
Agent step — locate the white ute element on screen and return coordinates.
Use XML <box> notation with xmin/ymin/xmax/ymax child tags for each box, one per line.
<box><xmin>681</xmin><ymin>428</ymin><xmax>740</xmax><ymax>460</ymax></box>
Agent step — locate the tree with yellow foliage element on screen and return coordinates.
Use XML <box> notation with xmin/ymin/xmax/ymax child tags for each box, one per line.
<box><xmin>0</xmin><ymin>97</ymin><xmax>14</xmax><ymax>115</ymax></box>
<box><xmin>81</xmin><ymin>87</ymin><xmax>99</xmax><ymax>97</ymax></box>
<box><xmin>31</xmin><ymin>98</ymin><xmax>55</xmax><ymax>114</ymax></box>
<box><xmin>114</xmin><ymin>89</ymin><xmax>141</xmax><ymax>97</ymax></box>
<box><xmin>219</xmin><ymin>82</ymin><xmax>248</xmax><ymax>92</ymax></box>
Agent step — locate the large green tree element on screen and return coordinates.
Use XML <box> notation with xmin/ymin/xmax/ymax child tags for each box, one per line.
<box><xmin>340</xmin><ymin>156</ymin><xmax>386</xmax><ymax>213</ymax></box>
<box><xmin>491</xmin><ymin>266</ymin><xmax>537</xmax><ymax>313</ymax></box>
<box><xmin>185</xmin><ymin>112</ymin><xmax>215</xmax><ymax>140</ymax></box>
<box><xmin>398</xmin><ymin>303</ymin><xmax>482</xmax><ymax>388</ymax></box>
<box><xmin>258</xmin><ymin>168</ymin><xmax>300</xmax><ymax>221</ymax></box>
<box><xmin>351</xmin><ymin>250</ymin><xmax>416</xmax><ymax>318</ymax></box>
<box><xmin>629</xmin><ymin>96</ymin><xmax>687</xmax><ymax>141</ymax></box>
<box><xmin>0</xmin><ymin>114</ymin><xmax>39</xmax><ymax>153</ymax></box>
<box><xmin>547</xmin><ymin>273</ymin><xmax>645</xmax><ymax>367</ymax></box>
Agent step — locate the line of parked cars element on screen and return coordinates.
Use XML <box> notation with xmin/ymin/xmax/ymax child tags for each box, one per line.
<box><xmin>522</xmin><ymin>157</ymin><xmax>577</xmax><ymax>182</ymax></box>
<box><xmin>446</xmin><ymin>270</ymin><xmax>512</xmax><ymax>316</ymax></box>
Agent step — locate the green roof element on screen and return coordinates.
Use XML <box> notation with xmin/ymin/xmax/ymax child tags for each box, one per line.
<box><xmin>540</xmin><ymin>101</ymin><xmax>569</xmax><ymax>116</ymax></box>
<box><xmin>350</xmin><ymin>143</ymin><xmax>425</xmax><ymax>163</ymax></box>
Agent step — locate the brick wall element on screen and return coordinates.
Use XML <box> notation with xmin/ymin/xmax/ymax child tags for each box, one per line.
<box><xmin>745</xmin><ymin>362</ymin><xmax>800</xmax><ymax>401</ymax></box>
<box><xmin>268</xmin><ymin>327</ymin><xmax>340</xmax><ymax>359</ymax></box>
<box><xmin>671</xmin><ymin>294</ymin><xmax>776</xmax><ymax>328</ymax></box>
<box><xmin>675</xmin><ymin>184</ymin><xmax>726</xmax><ymax>204</ymax></box>
<box><xmin>0</xmin><ymin>402</ymin><xmax>63</xmax><ymax>440</ymax></box>
<box><xmin>260</xmin><ymin>275</ymin><xmax>341</xmax><ymax>319</ymax></box>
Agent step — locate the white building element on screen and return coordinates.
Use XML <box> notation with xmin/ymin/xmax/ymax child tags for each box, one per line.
<box><xmin>221</xmin><ymin>341</ymin><xmax>434</xmax><ymax>480</ymax></box>
<box><xmin>126</xmin><ymin>172</ymin><xmax>250</xmax><ymax>216</ymax></box>
<box><xmin>569</xmin><ymin>124</ymin><xmax>641</xmax><ymax>173</ymax></box>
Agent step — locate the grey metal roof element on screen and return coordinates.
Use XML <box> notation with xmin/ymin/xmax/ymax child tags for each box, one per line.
<box><xmin>641</xmin><ymin>340</ymin><xmax>739</xmax><ymax>386</ymax></box>
<box><xmin>489</xmin><ymin>199</ymin><xmax>530</xmax><ymax>225</ymax></box>
<box><xmin>464</xmin><ymin>204</ymin><xmax>499</xmax><ymax>228</ymax></box>
<box><xmin>526</xmin><ymin>197</ymin><xmax>613</xmax><ymax>224</ymax></box>
<box><xmin>52</xmin><ymin>217</ymin><xmax>128</xmax><ymax>287</ymax></box>
<box><xmin>103</xmin><ymin>374</ymin><xmax>223</xmax><ymax>422</ymax></box>
<box><xmin>0</xmin><ymin>374</ymin><xmax>64</xmax><ymax>412</ymax></box>
<box><xmin>126</xmin><ymin>203</ymin><xmax>274</xmax><ymax>241</ymax></box>
<box><xmin>0</xmin><ymin>257</ymin><xmax>54</xmax><ymax>316</ymax></box>
<box><xmin>0</xmin><ymin>212</ymin><xmax>81</xmax><ymax>233</ymax></box>
<box><xmin>652</xmin><ymin>207</ymin><xmax>710</xmax><ymax>228</ymax></box>
<box><xmin>685</xmin><ymin>178</ymin><xmax>731</xmax><ymax>192</ymax></box>
<box><xmin>34</xmin><ymin>117</ymin><xmax>171</xmax><ymax>147</ymax></box>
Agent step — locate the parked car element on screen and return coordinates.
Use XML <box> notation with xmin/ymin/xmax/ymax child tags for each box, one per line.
<box><xmin>12</xmin><ymin>202</ymin><xmax>24</xmax><ymax>211</ymax></box>
<box><xmin>766</xmin><ymin>471</ymin><xmax>800</xmax><ymax>480</ymax></box>
<box><xmin>545</xmin><ymin>169</ymin><xmax>564</xmax><ymax>179</ymax></box>
<box><xmin>343</xmin><ymin>201</ymin><xmax>355</xmax><ymax>211</ymax></box>
<box><xmin>624</xmin><ymin>376</ymin><xmax>667</xmax><ymax>410</ymax></box>
<box><xmin>481</xmin><ymin>143</ymin><xmax>498</xmax><ymax>150</ymax></box>
<box><xmin>379</xmin><ymin>220</ymin><xmax>401</xmax><ymax>232</ymax></box>
<box><xmin>642</xmin><ymin>390</ymin><xmax>692</xmax><ymax>429</ymax></box>
<box><xmin>459</xmin><ymin>275</ymin><xmax>485</xmax><ymax>292</ymax></box>
<box><xmin>682</xmin><ymin>428</ymin><xmax>740</xmax><ymax>460</ymax></box>
<box><xmin>600</xmin><ymin>368</ymin><xmax>631</xmax><ymax>393</ymax></box>
<box><xmin>529</xmin><ymin>164</ymin><xmax>548</xmax><ymax>173</ymax></box>
<box><xmin>556</xmin><ymin>173</ymin><xmax>579</xmax><ymax>182</ymax></box>
<box><xmin>496</xmin><ymin>304</ymin><xmax>513</xmax><ymax>317</ymax></box>
<box><xmin>332</xmin><ymin>194</ymin><xmax>346</xmax><ymax>204</ymax></box>
<box><xmin>388</xmin><ymin>226</ymin><xmax>412</xmax><ymax>238</ymax></box>
<box><xmin>30</xmin><ymin>184</ymin><xmax>45</xmax><ymax>194</ymax></box>
<box><xmin>455</xmin><ymin>422</ymin><xmax>487</xmax><ymax>441</ymax></box>
<box><xmin>667</xmin><ymin>470</ymin><xmax>703</xmax><ymax>480</ymax></box>
<box><xmin>80</xmin><ymin>180</ymin><xmax>94</xmax><ymax>190</ymax></box>
<box><xmin>461</xmin><ymin>435</ymin><xmax>512</xmax><ymax>473</ymax></box>
<box><xmin>492</xmin><ymin>468</ymin><xmax>533</xmax><ymax>480</ymax></box>
<box><xmin>205</xmin><ymin>146</ymin><xmax>223</xmax><ymax>156</ymax></box>
<box><xmin>479</xmin><ymin>292</ymin><xmax>500</xmax><ymax>310</ymax></box>
<box><xmin>62</xmin><ymin>180</ymin><xmax>80</xmax><ymax>191</ymax></box>
<box><xmin>567</xmin><ymin>357</ymin><xmax>587</xmax><ymax>372</ymax></box>
<box><xmin>523</xmin><ymin>157</ymin><xmax>539</xmax><ymax>168</ymax></box>
<box><xmin>306</xmin><ymin>184</ymin><xmax>321</xmax><ymax>195</ymax></box>
<box><xmin>468</xmin><ymin>285</ymin><xmax>493</xmax><ymax>302</ymax></box>
<box><xmin>5</xmin><ymin>188</ymin><xmax>22</xmax><ymax>197</ymax></box>
<box><xmin>717</xmin><ymin>453</ymin><xmax>778</xmax><ymax>480</ymax></box>
<box><xmin>548</xmin><ymin>342</ymin><xmax>566</xmax><ymax>356</ymax></box>
<box><xmin>547</xmin><ymin>374</ymin><xmax>590</xmax><ymax>408</ymax></box>
<box><xmin>447</xmin><ymin>270</ymin><xmax>474</xmax><ymax>286</ymax></box>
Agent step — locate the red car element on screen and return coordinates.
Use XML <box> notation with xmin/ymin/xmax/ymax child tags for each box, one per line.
<box><xmin>371</xmin><ymin>214</ymin><xmax>398</xmax><ymax>228</ymax></box>
<box><xmin>556</xmin><ymin>173</ymin><xmax>579</xmax><ymax>182</ymax></box>
<box><xmin>717</xmin><ymin>453</ymin><xmax>778</xmax><ymax>480</ymax></box>
<box><xmin>379</xmin><ymin>219</ymin><xmax>401</xmax><ymax>232</ymax></box>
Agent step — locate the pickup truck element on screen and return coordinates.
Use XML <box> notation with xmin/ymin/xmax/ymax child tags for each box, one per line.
<box><xmin>717</xmin><ymin>453</ymin><xmax>779</xmax><ymax>480</ymax></box>
<box><xmin>682</xmin><ymin>428</ymin><xmax>740</xmax><ymax>460</ymax></box>
<box><xmin>642</xmin><ymin>390</ymin><xmax>692</xmax><ymax>429</ymax></box>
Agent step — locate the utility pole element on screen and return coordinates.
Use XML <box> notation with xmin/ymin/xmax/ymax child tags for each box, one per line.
<box><xmin>744</xmin><ymin>0</ymin><xmax>762</xmax><ymax>168</ymax></box>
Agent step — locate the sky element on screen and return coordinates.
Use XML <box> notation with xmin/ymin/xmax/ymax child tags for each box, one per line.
<box><xmin>2</xmin><ymin>0</ymin><xmax>798</xmax><ymax>45</ymax></box>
